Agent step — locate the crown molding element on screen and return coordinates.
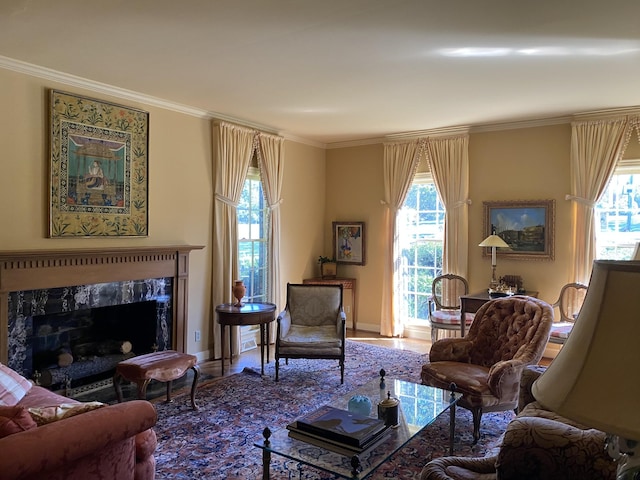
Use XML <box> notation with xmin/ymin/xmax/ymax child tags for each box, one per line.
<box><xmin>2</xmin><ymin>55</ymin><xmax>639</xmax><ymax>149</ymax></box>
<box><xmin>0</xmin><ymin>55</ymin><xmax>281</xmax><ymax>135</ymax></box>
<box><xmin>572</xmin><ymin>106</ymin><xmax>640</xmax><ymax>121</ymax></box>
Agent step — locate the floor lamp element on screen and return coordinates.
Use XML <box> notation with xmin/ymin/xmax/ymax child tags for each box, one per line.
<box><xmin>533</xmin><ymin>260</ymin><xmax>640</xmax><ymax>479</ymax></box>
<box><xmin>478</xmin><ymin>232</ymin><xmax>509</xmax><ymax>290</ymax></box>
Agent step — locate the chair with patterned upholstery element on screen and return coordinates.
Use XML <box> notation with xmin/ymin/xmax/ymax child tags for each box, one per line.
<box><xmin>421</xmin><ymin>296</ymin><xmax>553</xmax><ymax>444</ymax></box>
<box><xmin>548</xmin><ymin>282</ymin><xmax>588</xmax><ymax>345</ymax></box>
<box><xmin>428</xmin><ymin>274</ymin><xmax>475</xmax><ymax>344</ymax></box>
<box><xmin>275</xmin><ymin>283</ymin><xmax>346</xmax><ymax>383</ymax></box>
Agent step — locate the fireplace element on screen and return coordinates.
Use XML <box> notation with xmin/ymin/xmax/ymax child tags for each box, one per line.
<box><xmin>0</xmin><ymin>246</ymin><xmax>202</xmax><ymax>388</ymax></box>
<box><xmin>10</xmin><ymin>279</ymin><xmax>172</xmax><ymax>389</ymax></box>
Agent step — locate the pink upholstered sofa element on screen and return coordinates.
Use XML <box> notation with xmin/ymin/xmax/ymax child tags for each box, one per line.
<box><xmin>1</xmin><ymin>363</ymin><xmax>157</xmax><ymax>480</ymax></box>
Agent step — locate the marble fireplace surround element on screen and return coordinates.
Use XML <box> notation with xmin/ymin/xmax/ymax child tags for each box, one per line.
<box><xmin>0</xmin><ymin>245</ymin><xmax>203</xmax><ymax>366</ymax></box>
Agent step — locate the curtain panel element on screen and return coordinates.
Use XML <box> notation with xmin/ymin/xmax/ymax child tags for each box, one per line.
<box><xmin>425</xmin><ymin>134</ymin><xmax>470</xmax><ymax>278</ymax></box>
<box><xmin>380</xmin><ymin>139</ymin><xmax>425</xmax><ymax>336</ymax></box>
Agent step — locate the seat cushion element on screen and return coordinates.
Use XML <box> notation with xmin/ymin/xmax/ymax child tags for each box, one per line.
<box><xmin>431</xmin><ymin>311</ymin><xmax>475</xmax><ymax>326</ymax></box>
<box><xmin>279</xmin><ymin>325</ymin><xmax>342</xmax><ymax>349</ymax></box>
<box><xmin>549</xmin><ymin>322</ymin><xmax>573</xmax><ymax>340</ymax></box>
<box><xmin>421</xmin><ymin>361</ymin><xmax>501</xmax><ymax>409</ymax></box>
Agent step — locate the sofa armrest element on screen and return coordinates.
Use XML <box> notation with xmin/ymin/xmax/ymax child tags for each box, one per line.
<box><xmin>517</xmin><ymin>365</ymin><xmax>547</xmax><ymax>412</ymax></box>
<box><xmin>496</xmin><ymin>416</ymin><xmax>616</xmax><ymax>480</ymax></box>
<box><xmin>429</xmin><ymin>337</ymin><xmax>473</xmax><ymax>362</ymax></box>
<box><xmin>0</xmin><ymin>400</ymin><xmax>157</xmax><ymax>480</ymax></box>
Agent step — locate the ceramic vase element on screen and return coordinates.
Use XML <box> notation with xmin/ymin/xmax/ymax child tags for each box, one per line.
<box><xmin>232</xmin><ymin>280</ymin><xmax>246</xmax><ymax>307</ymax></box>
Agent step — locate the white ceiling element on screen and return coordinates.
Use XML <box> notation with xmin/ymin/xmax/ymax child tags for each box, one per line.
<box><xmin>1</xmin><ymin>0</ymin><xmax>640</xmax><ymax>145</ymax></box>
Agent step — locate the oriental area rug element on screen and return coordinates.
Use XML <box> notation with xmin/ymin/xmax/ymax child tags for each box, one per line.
<box><xmin>152</xmin><ymin>341</ymin><xmax>513</xmax><ymax>479</ymax></box>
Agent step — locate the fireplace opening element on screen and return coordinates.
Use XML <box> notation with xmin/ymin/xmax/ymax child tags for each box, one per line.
<box><xmin>27</xmin><ymin>300</ymin><xmax>168</xmax><ymax>390</ymax></box>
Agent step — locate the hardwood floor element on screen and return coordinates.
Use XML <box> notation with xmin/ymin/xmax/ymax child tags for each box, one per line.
<box><xmin>198</xmin><ymin>329</ymin><xmax>431</xmax><ymax>379</ymax></box>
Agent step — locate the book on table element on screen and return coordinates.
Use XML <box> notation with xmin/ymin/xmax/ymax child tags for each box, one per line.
<box><xmin>288</xmin><ymin>405</ymin><xmax>388</xmax><ymax>448</ymax></box>
<box><xmin>287</xmin><ymin>425</ymin><xmax>391</xmax><ymax>456</ymax></box>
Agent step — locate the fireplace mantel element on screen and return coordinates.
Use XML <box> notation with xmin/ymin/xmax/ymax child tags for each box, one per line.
<box><xmin>0</xmin><ymin>245</ymin><xmax>203</xmax><ymax>364</ymax></box>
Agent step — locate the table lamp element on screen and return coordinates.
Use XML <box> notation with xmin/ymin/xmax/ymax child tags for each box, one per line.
<box><xmin>478</xmin><ymin>231</ymin><xmax>509</xmax><ymax>290</ymax></box>
<box><xmin>532</xmin><ymin>260</ymin><xmax>640</xmax><ymax>479</ymax></box>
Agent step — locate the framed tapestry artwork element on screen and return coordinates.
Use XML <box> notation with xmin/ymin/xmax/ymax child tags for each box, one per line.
<box><xmin>49</xmin><ymin>90</ymin><xmax>149</xmax><ymax>237</ymax></box>
<box><xmin>332</xmin><ymin>221</ymin><xmax>366</xmax><ymax>265</ymax></box>
<box><xmin>483</xmin><ymin>199</ymin><xmax>555</xmax><ymax>260</ymax></box>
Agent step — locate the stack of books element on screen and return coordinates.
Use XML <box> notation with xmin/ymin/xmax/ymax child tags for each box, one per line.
<box><xmin>287</xmin><ymin>405</ymin><xmax>390</xmax><ymax>455</ymax></box>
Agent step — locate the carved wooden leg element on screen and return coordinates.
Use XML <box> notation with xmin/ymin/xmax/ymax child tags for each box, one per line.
<box><xmin>113</xmin><ymin>371</ymin><xmax>124</xmax><ymax>403</ymax></box>
<box><xmin>165</xmin><ymin>380</ymin><xmax>173</xmax><ymax>403</ymax></box>
<box><xmin>137</xmin><ymin>379</ymin><xmax>151</xmax><ymax>401</ymax></box>
<box><xmin>190</xmin><ymin>365</ymin><xmax>200</xmax><ymax>410</ymax></box>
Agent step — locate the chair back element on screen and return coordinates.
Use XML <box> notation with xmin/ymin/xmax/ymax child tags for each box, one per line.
<box><xmin>466</xmin><ymin>296</ymin><xmax>553</xmax><ymax>367</ymax></box>
<box><xmin>286</xmin><ymin>283</ymin><xmax>343</xmax><ymax>326</ymax></box>
<box><xmin>552</xmin><ymin>282</ymin><xmax>588</xmax><ymax>323</ymax></box>
<box><xmin>431</xmin><ymin>274</ymin><xmax>469</xmax><ymax>311</ymax></box>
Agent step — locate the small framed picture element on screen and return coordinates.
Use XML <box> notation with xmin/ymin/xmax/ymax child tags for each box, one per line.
<box><xmin>333</xmin><ymin>221</ymin><xmax>366</xmax><ymax>265</ymax></box>
<box><xmin>483</xmin><ymin>199</ymin><xmax>555</xmax><ymax>260</ymax></box>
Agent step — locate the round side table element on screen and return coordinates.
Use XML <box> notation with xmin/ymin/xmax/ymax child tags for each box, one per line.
<box><xmin>215</xmin><ymin>302</ymin><xmax>277</xmax><ymax>376</ymax></box>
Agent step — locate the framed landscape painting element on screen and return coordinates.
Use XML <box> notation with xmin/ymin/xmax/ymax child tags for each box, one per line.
<box><xmin>333</xmin><ymin>221</ymin><xmax>366</xmax><ymax>265</ymax></box>
<box><xmin>483</xmin><ymin>199</ymin><xmax>555</xmax><ymax>260</ymax></box>
<box><xmin>49</xmin><ymin>90</ymin><xmax>149</xmax><ymax>237</ymax></box>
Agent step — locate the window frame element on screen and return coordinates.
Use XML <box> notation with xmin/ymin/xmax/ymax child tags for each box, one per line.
<box><xmin>595</xmin><ymin>158</ymin><xmax>640</xmax><ymax>260</ymax></box>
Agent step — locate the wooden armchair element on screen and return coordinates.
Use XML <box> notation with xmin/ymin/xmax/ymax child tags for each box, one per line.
<box><xmin>421</xmin><ymin>296</ymin><xmax>553</xmax><ymax>443</ymax></box>
<box><xmin>428</xmin><ymin>274</ymin><xmax>475</xmax><ymax>343</ymax></box>
<box><xmin>275</xmin><ymin>283</ymin><xmax>346</xmax><ymax>383</ymax></box>
<box><xmin>548</xmin><ymin>282</ymin><xmax>588</xmax><ymax>345</ymax></box>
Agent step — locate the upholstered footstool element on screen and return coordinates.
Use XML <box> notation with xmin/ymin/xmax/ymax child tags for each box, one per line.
<box><xmin>114</xmin><ymin>350</ymin><xmax>200</xmax><ymax>410</ymax></box>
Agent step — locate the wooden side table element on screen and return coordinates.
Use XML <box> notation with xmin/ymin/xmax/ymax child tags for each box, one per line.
<box><xmin>215</xmin><ymin>302</ymin><xmax>276</xmax><ymax>376</ymax></box>
<box><xmin>459</xmin><ymin>291</ymin><xmax>539</xmax><ymax>337</ymax></box>
<box><xmin>302</xmin><ymin>277</ymin><xmax>357</xmax><ymax>331</ymax></box>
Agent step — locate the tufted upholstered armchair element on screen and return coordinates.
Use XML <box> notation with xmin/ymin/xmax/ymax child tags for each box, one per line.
<box><xmin>275</xmin><ymin>283</ymin><xmax>346</xmax><ymax>383</ymax></box>
<box><xmin>421</xmin><ymin>296</ymin><xmax>553</xmax><ymax>443</ymax></box>
<box><xmin>420</xmin><ymin>365</ymin><xmax>616</xmax><ymax>480</ymax></box>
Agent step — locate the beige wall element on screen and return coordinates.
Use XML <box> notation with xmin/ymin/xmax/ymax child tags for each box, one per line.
<box><xmin>325</xmin><ymin>144</ymin><xmax>385</xmax><ymax>331</ymax></box>
<box><xmin>0</xmin><ymin>67</ymin><xmax>326</xmax><ymax>360</ymax></box>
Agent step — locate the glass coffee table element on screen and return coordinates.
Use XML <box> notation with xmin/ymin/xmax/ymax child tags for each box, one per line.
<box><xmin>255</xmin><ymin>377</ymin><xmax>460</xmax><ymax>479</ymax></box>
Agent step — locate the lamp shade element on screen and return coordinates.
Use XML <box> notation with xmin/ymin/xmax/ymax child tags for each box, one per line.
<box><xmin>632</xmin><ymin>242</ymin><xmax>640</xmax><ymax>260</ymax></box>
<box><xmin>532</xmin><ymin>260</ymin><xmax>640</xmax><ymax>441</ymax></box>
<box><xmin>478</xmin><ymin>234</ymin><xmax>509</xmax><ymax>248</ymax></box>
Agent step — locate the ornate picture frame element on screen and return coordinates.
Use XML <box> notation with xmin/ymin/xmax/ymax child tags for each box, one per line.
<box><xmin>483</xmin><ymin>199</ymin><xmax>555</xmax><ymax>260</ymax></box>
<box><xmin>332</xmin><ymin>221</ymin><xmax>366</xmax><ymax>265</ymax></box>
<box><xmin>49</xmin><ymin>90</ymin><xmax>149</xmax><ymax>237</ymax></box>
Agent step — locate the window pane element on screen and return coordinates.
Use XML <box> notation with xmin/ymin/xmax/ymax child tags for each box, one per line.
<box><xmin>238</xmin><ymin>173</ymin><xmax>269</xmax><ymax>301</ymax></box>
<box><xmin>595</xmin><ymin>172</ymin><xmax>640</xmax><ymax>259</ymax></box>
<box><xmin>398</xmin><ymin>182</ymin><xmax>445</xmax><ymax>323</ymax></box>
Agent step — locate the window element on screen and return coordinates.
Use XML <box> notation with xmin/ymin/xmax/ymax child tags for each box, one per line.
<box><xmin>595</xmin><ymin>159</ymin><xmax>640</xmax><ymax>260</ymax></box>
<box><xmin>398</xmin><ymin>173</ymin><xmax>445</xmax><ymax>323</ymax></box>
<box><xmin>237</xmin><ymin>167</ymin><xmax>270</xmax><ymax>303</ymax></box>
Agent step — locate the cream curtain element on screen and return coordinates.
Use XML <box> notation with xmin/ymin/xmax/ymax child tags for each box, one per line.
<box><xmin>425</xmin><ymin>134</ymin><xmax>470</xmax><ymax>278</ymax></box>
<box><xmin>380</xmin><ymin>139</ymin><xmax>425</xmax><ymax>337</ymax></box>
<box><xmin>212</xmin><ymin>121</ymin><xmax>255</xmax><ymax>359</ymax></box>
<box><xmin>256</xmin><ymin>132</ymin><xmax>285</xmax><ymax>343</ymax></box>
<box><xmin>568</xmin><ymin>117</ymin><xmax>629</xmax><ymax>284</ymax></box>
